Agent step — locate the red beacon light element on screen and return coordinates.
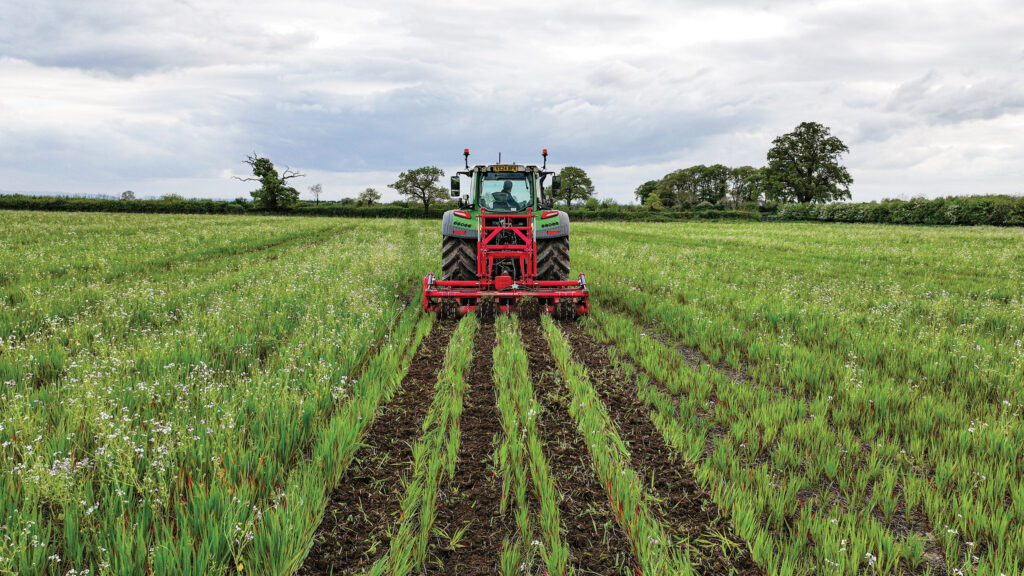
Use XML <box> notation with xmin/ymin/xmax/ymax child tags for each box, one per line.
<box><xmin>541</xmin><ymin>148</ymin><xmax>548</xmax><ymax>169</ymax></box>
<box><xmin>463</xmin><ymin>148</ymin><xmax>470</xmax><ymax>169</ymax></box>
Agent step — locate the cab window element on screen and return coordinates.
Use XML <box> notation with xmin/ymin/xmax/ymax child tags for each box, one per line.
<box><xmin>477</xmin><ymin>173</ymin><xmax>532</xmax><ymax>212</ymax></box>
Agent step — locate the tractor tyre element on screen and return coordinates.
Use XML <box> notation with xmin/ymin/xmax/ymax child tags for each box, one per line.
<box><xmin>536</xmin><ymin>237</ymin><xmax>570</xmax><ymax>281</ymax></box>
<box><xmin>442</xmin><ymin>236</ymin><xmax>477</xmax><ymax>281</ymax></box>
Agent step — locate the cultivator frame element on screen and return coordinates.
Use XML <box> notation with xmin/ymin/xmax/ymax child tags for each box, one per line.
<box><xmin>424</xmin><ymin>209</ymin><xmax>589</xmax><ymax>317</ymax></box>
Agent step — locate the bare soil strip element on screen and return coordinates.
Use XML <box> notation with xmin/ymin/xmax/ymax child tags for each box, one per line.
<box><xmin>425</xmin><ymin>321</ymin><xmax>509</xmax><ymax>576</ymax></box>
<box><xmin>298</xmin><ymin>320</ymin><xmax>457</xmax><ymax>576</ymax></box>
<box><xmin>520</xmin><ymin>317</ymin><xmax>636</xmax><ymax>575</ymax></box>
<box><xmin>558</xmin><ymin>320</ymin><xmax>762</xmax><ymax>576</ymax></box>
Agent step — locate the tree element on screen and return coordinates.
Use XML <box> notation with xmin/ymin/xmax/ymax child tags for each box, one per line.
<box><xmin>389</xmin><ymin>166</ymin><xmax>446</xmax><ymax>215</ymax></box>
<box><xmin>727</xmin><ymin>166</ymin><xmax>764</xmax><ymax>207</ymax></box>
<box><xmin>308</xmin><ymin>183</ymin><xmax>322</xmax><ymax>204</ymax></box>
<box><xmin>161</xmin><ymin>193</ymin><xmax>184</xmax><ymax>202</ymax></box>
<box><xmin>120</xmin><ymin>190</ymin><xmax>135</xmax><ymax>201</ymax></box>
<box><xmin>234</xmin><ymin>153</ymin><xmax>304</xmax><ymax>211</ymax></box>
<box><xmin>555</xmin><ymin>166</ymin><xmax>594</xmax><ymax>208</ymax></box>
<box><xmin>358</xmin><ymin>187</ymin><xmax>381</xmax><ymax>205</ymax></box>
<box><xmin>765</xmin><ymin>122</ymin><xmax>852</xmax><ymax>203</ymax></box>
<box><xmin>634</xmin><ymin>180</ymin><xmax>658</xmax><ymax>205</ymax></box>
<box><xmin>682</xmin><ymin>164</ymin><xmax>731</xmax><ymax>205</ymax></box>
<box><xmin>643</xmin><ymin>191</ymin><xmax>665</xmax><ymax>211</ymax></box>
<box><xmin>655</xmin><ymin>168</ymin><xmax>696</xmax><ymax>208</ymax></box>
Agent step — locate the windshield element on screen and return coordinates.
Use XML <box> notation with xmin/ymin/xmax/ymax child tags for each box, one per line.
<box><xmin>477</xmin><ymin>173</ymin><xmax>532</xmax><ymax>212</ymax></box>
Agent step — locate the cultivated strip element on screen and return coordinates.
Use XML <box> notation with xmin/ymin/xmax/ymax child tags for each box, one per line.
<box><xmin>298</xmin><ymin>319</ymin><xmax>458</xmax><ymax>575</ymax></box>
<box><xmin>592</xmin><ymin>308</ymin><xmax>955</xmax><ymax>574</ymax></box>
<box><xmin>425</xmin><ymin>320</ymin><xmax>509</xmax><ymax>576</ymax></box>
<box><xmin>540</xmin><ymin>315</ymin><xmax>697</xmax><ymax>575</ymax></box>
<box><xmin>558</xmin><ymin>319</ymin><xmax>761</xmax><ymax>576</ymax></box>
<box><xmin>364</xmin><ymin>313</ymin><xmax>479</xmax><ymax>576</ymax></box>
<box><xmin>519</xmin><ymin>317</ymin><xmax>636</xmax><ymax>575</ymax></box>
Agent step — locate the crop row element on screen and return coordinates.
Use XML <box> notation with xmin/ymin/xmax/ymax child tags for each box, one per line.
<box><xmin>492</xmin><ymin>315</ymin><xmax>569</xmax><ymax>575</ymax></box>
<box><xmin>365</xmin><ymin>313</ymin><xmax>478</xmax><ymax>575</ymax></box>
<box><xmin>541</xmin><ymin>315</ymin><xmax>700</xmax><ymax>575</ymax></box>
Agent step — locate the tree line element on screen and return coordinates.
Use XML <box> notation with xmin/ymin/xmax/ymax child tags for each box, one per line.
<box><xmin>3</xmin><ymin>190</ymin><xmax>1022</xmax><ymax>227</ymax></box>
<box><xmin>636</xmin><ymin>121</ymin><xmax>854</xmax><ymax>209</ymax></box>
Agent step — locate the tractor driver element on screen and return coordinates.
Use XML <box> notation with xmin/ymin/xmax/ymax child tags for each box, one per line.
<box><xmin>487</xmin><ymin>180</ymin><xmax>521</xmax><ymax>211</ymax></box>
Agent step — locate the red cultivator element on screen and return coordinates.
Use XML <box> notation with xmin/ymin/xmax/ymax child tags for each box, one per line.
<box><xmin>424</xmin><ymin>210</ymin><xmax>589</xmax><ymax>317</ymax></box>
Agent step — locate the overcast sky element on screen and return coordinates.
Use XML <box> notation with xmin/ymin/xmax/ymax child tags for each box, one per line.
<box><xmin>2</xmin><ymin>0</ymin><xmax>1023</xmax><ymax>203</ymax></box>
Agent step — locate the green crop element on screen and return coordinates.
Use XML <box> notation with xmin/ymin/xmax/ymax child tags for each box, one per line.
<box><xmin>542</xmin><ymin>315</ymin><xmax>698</xmax><ymax>575</ymax></box>
<box><xmin>3</xmin><ymin>214</ymin><xmax>1022</xmax><ymax>576</ymax></box>
<box><xmin>0</xmin><ymin>214</ymin><xmax>434</xmax><ymax>575</ymax></box>
<box><xmin>367</xmin><ymin>313</ymin><xmax>478</xmax><ymax>575</ymax></box>
<box><xmin>575</xmin><ymin>221</ymin><xmax>1024</xmax><ymax>575</ymax></box>
<box><xmin>492</xmin><ymin>315</ymin><xmax>571</xmax><ymax>576</ymax></box>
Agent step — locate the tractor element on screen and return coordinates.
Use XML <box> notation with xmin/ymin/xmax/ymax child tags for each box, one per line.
<box><xmin>423</xmin><ymin>149</ymin><xmax>589</xmax><ymax>316</ymax></box>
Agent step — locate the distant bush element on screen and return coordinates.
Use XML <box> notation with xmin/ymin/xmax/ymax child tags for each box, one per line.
<box><xmin>566</xmin><ymin>205</ymin><xmax>761</xmax><ymax>222</ymax></box>
<box><xmin>772</xmin><ymin>195</ymin><xmax>1024</xmax><ymax>226</ymax></box>
<box><xmin>0</xmin><ymin>194</ymin><xmax>250</xmax><ymax>215</ymax></box>
<box><xmin>0</xmin><ymin>194</ymin><xmax>457</xmax><ymax>219</ymax></box>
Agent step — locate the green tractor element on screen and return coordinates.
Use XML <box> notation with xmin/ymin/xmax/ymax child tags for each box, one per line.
<box><xmin>422</xmin><ymin>149</ymin><xmax>588</xmax><ymax>316</ymax></box>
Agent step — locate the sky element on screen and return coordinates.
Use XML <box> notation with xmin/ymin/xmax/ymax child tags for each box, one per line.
<box><xmin>2</xmin><ymin>0</ymin><xmax>1023</xmax><ymax>204</ymax></box>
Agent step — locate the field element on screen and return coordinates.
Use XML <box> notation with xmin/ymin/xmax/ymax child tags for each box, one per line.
<box><xmin>1</xmin><ymin>211</ymin><xmax>1022</xmax><ymax>576</ymax></box>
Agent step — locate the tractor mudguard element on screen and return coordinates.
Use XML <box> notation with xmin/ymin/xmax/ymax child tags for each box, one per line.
<box><xmin>441</xmin><ymin>210</ymin><xmax>478</xmax><ymax>240</ymax></box>
<box><xmin>535</xmin><ymin>211</ymin><xmax>570</xmax><ymax>239</ymax></box>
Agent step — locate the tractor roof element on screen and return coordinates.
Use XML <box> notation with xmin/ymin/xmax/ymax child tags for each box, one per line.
<box><xmin>472</xmin><ymin>164</ymin><xmax>542</xmax><ymax>173</ymax></box>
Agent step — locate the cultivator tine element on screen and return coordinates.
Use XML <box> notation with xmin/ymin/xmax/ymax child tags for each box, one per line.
<box><xmin>478</xmin><ymin>296</ymin><xmax>496</xmax><ymax>322</ymax></box>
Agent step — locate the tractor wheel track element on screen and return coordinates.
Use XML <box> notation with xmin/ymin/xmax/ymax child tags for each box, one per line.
<box><xmin>298</xmin><ymin>320</ymin><xmax>457</xmax><ymax>575</ymax></box>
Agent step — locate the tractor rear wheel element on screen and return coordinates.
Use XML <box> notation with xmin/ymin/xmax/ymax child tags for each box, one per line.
<box><xmin>442</xmin><ymin>236</ymin><xmax>477</xmax><ymax>281</ymax></box>
<box><xmin>536</xmin><ymin>237</ymin><xmax>570</xmax><ymax>280</ymax></box>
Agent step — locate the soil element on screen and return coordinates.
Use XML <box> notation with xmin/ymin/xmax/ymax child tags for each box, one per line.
<box><xmin>298</xmin><ymin>320</ymin><xmax>457</xmax><ymax>576</ymax></box>
<box><xmin>520</xmin><ymin>317</ymin><xmax>638</xmax><ymax>575</ymax></box>
<box><xmin>558</xmin><ymin>320</ymin><xmax>762</xmax><ymax>576</ymax></box>
<box><xmin>425</xmin><ymin>321</ymin><xmax>510</xmax><ymax>576</ymax></box>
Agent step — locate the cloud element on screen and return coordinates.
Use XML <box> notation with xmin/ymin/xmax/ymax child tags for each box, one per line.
<box><xmin>1</xmin><ymin>0</ymin><xmax>1023</xmax><ymax>203</ymax></box>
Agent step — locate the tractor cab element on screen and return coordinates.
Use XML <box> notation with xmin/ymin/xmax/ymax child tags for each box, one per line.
<box><xmin>451</xmin><ymin>158</ymin><xmax>557</xmax><ymax>216</ymax></box>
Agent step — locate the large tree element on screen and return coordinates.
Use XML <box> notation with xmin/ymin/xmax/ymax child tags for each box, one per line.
<box><xmin>765</xmin><ymin>122</ymin><xmax>852</xmax><ymax>203</ymax></box>
<box><xmin>555</xmin><ymin>166</ymin><xmax>595</xmax><ymax>208</ymax></box>
<box><xmin>234</xmin><ymin>154</ymin><xmax>303</xmax><ymax>211</ymax></box>
<box><xmin>389</xmin><ymin>166</ymin><xmax>446</xmax><ymax>215</ymax></box>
